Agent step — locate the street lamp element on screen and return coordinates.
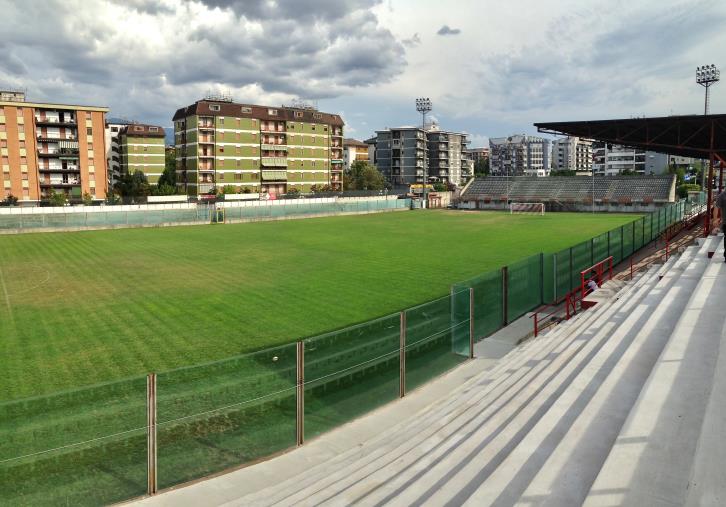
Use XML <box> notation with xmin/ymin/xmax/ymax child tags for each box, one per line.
<box><xmin>416</xmin><ymin>97</ymin><xmax>432</xmax><ymax>207</ymax></box>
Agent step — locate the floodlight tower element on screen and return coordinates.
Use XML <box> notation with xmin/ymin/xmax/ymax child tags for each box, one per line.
<box><xmin>696</xmin><ymin>65</ymin><xmax>720</xmax><ymax>193</ymax></box>
<box><xmin>697</xmin><ymin>64</ymin><xmax>720</xmax><ymax>115</ymax></box>
<box><xmin>416</xmin><ymin>97</ymin><xmax>432</xmax><ymax>207</ymax></box>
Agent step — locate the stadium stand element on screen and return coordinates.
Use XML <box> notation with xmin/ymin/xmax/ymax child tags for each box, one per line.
<box><xmin>200</xmin><ymin>234</ymin><xmax>724</xmax><ymax>506</ymax></box>
<box><xmin>460</xmin><ymin>175</ymin><xmax>676</xmax><ymax>212</ymax></box>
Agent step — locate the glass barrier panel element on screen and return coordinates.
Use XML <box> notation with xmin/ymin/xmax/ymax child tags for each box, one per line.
<box><xmin>156</xmin><ymin>344</ymin><xmax>297</xmax><ymax>490</ymax></box>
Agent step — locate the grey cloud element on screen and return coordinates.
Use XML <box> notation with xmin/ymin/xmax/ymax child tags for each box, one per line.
<box><xmin>0</xmin><ymin>0</ymin><xmax>406</xmax><ymax>124</ymax></box>
<box><xmin>402</xmin><ymin>33</ymin><xmax>421</xmax><ymax>48</ymax></box>
<box><xmin>437</xmin><ymin>25</ymin><xmax>461</xmax><ymax>36</ymax></box>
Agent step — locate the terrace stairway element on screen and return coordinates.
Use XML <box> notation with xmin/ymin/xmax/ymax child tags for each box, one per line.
<box><xmin>138</xmin><ymin>235</ymin><xmax>726</xmax><ymax>507</ymax></box>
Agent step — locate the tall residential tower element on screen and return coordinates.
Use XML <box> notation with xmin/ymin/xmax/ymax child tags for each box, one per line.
<box><xmin>1</xmin><ymin>91</ymin><xmax>109</xmax><ymax>204</ymax></box>
<box><xmin>173</xmin><ymin>98</ymin><xmax>344</xmax><ymax>197</ymax></box>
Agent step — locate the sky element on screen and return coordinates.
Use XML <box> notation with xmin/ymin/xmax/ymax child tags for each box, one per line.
<box><xmin>1</xmin><ymin>0</ymin><xmax>725</xmax><ymax>147</ymax></box>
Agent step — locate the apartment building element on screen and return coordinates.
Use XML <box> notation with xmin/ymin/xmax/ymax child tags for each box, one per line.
<box><xmin>105</xmin><ymin>121</ymin><xmax>128</xmax><ymax>187</ymax></box>
<box><xmin>489</xmin><ymin>135</ymin><xmax>550</xmax><ymax>177</ymax></box>
<box><xmin>552</xmin><ymin>136</ymin><xmax>592</xmax><ymax>175</ymax></box>
<box><xmin>0</xmin><ymin>91</ymin><xmax>108</xmax><ymax>204</ymax></box>
<box><xmin>372</xmin><ymin>125</ymin><xmax>471</xmax><ymax>188</ymax></box>
<box><xmin>173</xmin><ymin>97</ymin><xmax>344</xmax><ymax>197</ymax></box>
<box><xmin>592</xmin><ymin>142</ymin><xmax>646</xmax><ymax>176</ymax></box>
<box><xmin>465</xmin><ymin>147</ymin><xmax>490</xmax><ymax>164</ymax></box>
<box><xmin>118</xmin><ymin>124</ymin><xmax>166</xmax><ymax>183</ymax></box>
<box><xmin>343</xmin><ymin>138</ymin><xmax>369</xmax><ymax>169</ymax></box>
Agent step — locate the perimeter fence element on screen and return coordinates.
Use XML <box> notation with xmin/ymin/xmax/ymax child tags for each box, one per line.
<box><xmin>0</xmin><ymin>200</ymin><xmax>690</xmax><ymax>506</ymax></box>
<box><xmin>0</xmin><ymin>197</ymin><xmax>411</xmax><ymax>233</ymax></box>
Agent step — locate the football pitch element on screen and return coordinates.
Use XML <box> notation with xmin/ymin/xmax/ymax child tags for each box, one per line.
<box><xmin>0</xmin><ymin>209</ymin><xmax>638</xmax><ymax>401</ymax></box>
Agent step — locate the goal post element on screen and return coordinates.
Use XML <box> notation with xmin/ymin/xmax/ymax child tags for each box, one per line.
<box><xmin>510</xmin><ymin>202</ymin><xmax>545</xmax><ymax>215</ymax></box>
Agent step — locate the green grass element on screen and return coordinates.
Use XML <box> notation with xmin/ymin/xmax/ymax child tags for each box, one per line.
<box><xmin>0</xmin><ymin>209</ymin><xmax>638</xmax><ymax>401</ymax></box>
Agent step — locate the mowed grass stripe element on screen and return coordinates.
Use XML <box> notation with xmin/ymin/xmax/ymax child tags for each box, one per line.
<box><xmin>0</xmin><ymin>210</ymin><xmax>638</xmax><ymax>400</ymax></box>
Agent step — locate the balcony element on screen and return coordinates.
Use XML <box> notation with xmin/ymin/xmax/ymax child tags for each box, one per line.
<box><xmin>261</xmin><ymin>157</ymin><xmax>288</xmax><ymax>167</ymax></box>
<box><xmin>37</xmin><ymin>135</ymin><xmax>76</xmax><ymax>143</ymax></box>
<box><xmin>35</xmin><ymin>117</ymin><xmax>76</xmax><ymax>127</ymax></box>
<box><xmin>261</xmin><ymin>143</ymin><xmax>287</xmax><ymax>151</ymax></box>
<box><xmin>439</xmin><ymin>170</ymin><xmax>449</xmax><ymax>177</ymax></box>
<box><xmin>199</xmin><ymin>135</ymin><xmax>215</xmax><ymax>143</ymax></box>
<box><xmin>261</xmin><ymin>124</ymin><xmax>285</xmax><ymax>133</ymax></box>
<box><xmin>261</xmin><ymin>170</ymin><xmax>287</xmax><ymax>181</ymax></box>
<box><xmin>38</xmin><ymin>166</ymin><xmax>80</xmax><ymax>173</ymax></box>
<box><xmin>40</xmin><ymin>181</ymin><xmax>80</xmax><ymax>187</ymax></box>
<box><xmin>199</xmin><ymin>151</ymin><xmax>214</xmax><ymax>158</ymax></box>
<box><xmin>198</xmin><ymin>121</ymin><xmax>214</xmax><ymax>130</ymax></box>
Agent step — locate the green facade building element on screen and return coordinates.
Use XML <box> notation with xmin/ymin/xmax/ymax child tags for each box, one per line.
<box><xmin>172</xmin><ymin>99</ymin><xmax>344</xmax><ymax>197</ymax></box>
<box><xmin>118</xmin><ymin>124</ymin><xmax>166</xmax><ymax>184</ymax></box>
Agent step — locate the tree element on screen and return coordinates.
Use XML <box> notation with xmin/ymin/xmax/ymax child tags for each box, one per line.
<box><xmin>433</xmin><ymin>182</ymin><xmax>447</xmax><ymax>192</ymax></box>
<box><xmin>157</xmin><ymin>149</ymin><xmax>177</xmax><ymax>189</ymax></box>
<box><xmin>81</xmin><ymin>192</ymin><xmax>93</xmax><ymax>206</ymax></box>
<box><xmin>549</xmin><ymin>170</ymin><xmax>577</xmax><ymax>177</ymax></box>
<box><xmin>620</xmin><ymin>169</ymin><xmax>637</xmax><ymax>176</ymax></box>
<box><xmin>114</xmin><ymin>170</ymin><xmax>150</xmax><ymax>204</ymax></box>
<box><xmin>1</xmin><ymin>193</ymin><xmax>18</xmax><ymax>206</ymax></box>
<box><xmin>346</xmin><ymin>161</ymin><xmax>386</xmax><ymax>191</ymax></box>
<box><xmin>667</xmin><ymin>165</ymin><xmax>686</xmax><ymax>186</ymax></box>
<box><xmin>49</xmin><ymin>190</ymin><xmax>67</xmax><ymax>207</ymax></box>
<box><xmin>677</xmin><ymin>183</ymin><xmax>701</xmax><ymax>199</ymax></box>
<box><xmin>473</xmin><ymin>157</ymin><xmax>490</xmax><ymax>177</ymax></box>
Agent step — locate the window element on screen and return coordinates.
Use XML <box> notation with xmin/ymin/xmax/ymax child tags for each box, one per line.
<box><xmin>288</xmin><ymin>123</ymin><xmax>294</xmax><ymax>129</ymax></box>
<box><xmin>90</xmin><ymin>187</ymin><xmax>95</xmax><ymax>195</ymax></box>
<box><xmin>210</xmin><ymin>104</ymin><xmax>221</xmax><ymax>112</ymax></box>
<box><xmin>323</xmin><ymin>126</ymin><xmax>328</xmax><ymax>132</ymax></box>
<box><xmin>294</xmin><ymin>111</ymin><xmax>303</xmax><ymax>118</ymax></box>
<box><xmin>313</xmin><ymin>113</ymin><xmax>322</xmax><ymax>119</ymax></box>
<box><xmin>268</xmin><ymin>109</ymin><xmax>278</xmax><ymax>116</ymax></box>
<box><xmin>143</xmin><ymin>146</ymin><xmax>148</xmax><ymax>152</ymax></box>
<box><xmin>87</xmin><ymin>127</ymin><xmax>93</xmax><ymax>135</ymax></box>
<box><xmin>111</xmin><ymin>127</ymin><xmax>118</xmax><ymax>133</ymax></box>
<box><xmin>241</xmin><ymin>107</ymin><xmax>251</xmax><ymax>113</ymax></box>
<box><xmin>312</xmin><ymin>125</ymin><xmax>316</xmax><ymax>131</ymax></box>
<box><xmin>235</xmin><ymin>173</ymin><xmax>241</xmax><ymax>180</ymax></box>
<box><xmin>134</xmin><ymin>125</ymin><xmax>143</xmax><ymax>131</ymax></box>
<box><xmin>236</xmin><ymin>160</ymin><xmax>241</xmax><ymax>167</ymax></box>
<box><xmin>219</xmin><ymin>173</ymin><xmax>225</xmax><ymax>180</ymax></box>
<box><xmin>149</xmin><ymin>127</ymin><xmax>158</xmax><ymax>132</ymax></box>
<box><xmin>219</xmin><ymin>147</ymin><xmax>224</xmax><ymax>153</ymax></box>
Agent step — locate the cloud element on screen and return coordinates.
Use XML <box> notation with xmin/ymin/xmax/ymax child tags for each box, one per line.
<box><xmin>0</xmin><ymin>0</ymin><xmax>406</xmax><ymax>126</ymax></box>
<box><xmin>437</xmin><ymin>25</ymin><xmax>461</xmax><ymax>36</ymax></box>
<box><xmin>402</xmin><ymin>33</ymin><xmax>421</xmax><ymax>48</ymax></box>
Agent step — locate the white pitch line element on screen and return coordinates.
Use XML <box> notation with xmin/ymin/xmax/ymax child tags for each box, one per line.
<box><xmin>0</xmin><ymin>264</ymin><xmax>14</xmax><ymax>324</ymax></box>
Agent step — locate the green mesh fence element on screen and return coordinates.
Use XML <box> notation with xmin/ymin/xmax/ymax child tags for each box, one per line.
<box><xmin>155</xmin><ymin>344</ymin><xmax>297</xmax><ymax>491</ymax></box>
<box><xmin>0</xmin><ymin>376</ymin><xmax>147</xmax><ymax>507</ymax></box>
<box><xmin>304</xmin><ymin>313</ymin><xmax>400</xmax><ymax>441</ymax></box>
<box><xmin>622</xmin><ymin>222</ymin><xmax>634</xmax><ymax>258</ymax></box>
<box><xmin>554</xmin><ymin>247</ymin><xmax>571</xmax><ymax>300</ymax></box>
<box><xmin>542</xmin><ymin>253</ymin><xmax>555</xmax><ymax>305</ymax></box>
<box><xmin>571</xmin><ymin>241</ymin><xmax>592</xmax><ymax>293</ymax></box>
<box><xmin>507</xmin><ymin>255</ymin><xmax>542</xmax><ymax>321</ymax></box>
<box><xmin>404</xmin><ymin>291</ymin><xmax>470</xmax><ymax>393</ymax></box>
<box><xmin>609</xmin><ymin>228</ymin><xmax>623</xmax><ymax>264</ymax></box>
<box><xmin>453</xmin><ymin>269</ymin><xmax>503</xmax><ymax>340</ymax></box>
<box><xmin>593</xmin><ymin>232</ymin><xmax>609</xmax><ymax>266</ymax></box>
<box><xmin>633</xmin><ymin>217</ymin><xmax>644</xmax><ymax>251</ymax></box>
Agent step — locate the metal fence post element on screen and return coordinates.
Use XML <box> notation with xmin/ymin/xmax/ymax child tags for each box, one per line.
<box><xmin>146</xmin><ymin>373</ymin><xmax>157</xmax><ymax>496</ymax></box>
<box><xmin>590</xmin><ymin>238</ymin><xmax>595</xmax><ymax>266</ymax></box>
<box><xmin>502</xmin><ymin>266</ymin><xmax>509</xmax><ymax>326</ymax></box>
<box><xmin>539</xmin><ymin>252</ymin><xmax>544</xmax><ymax>305</ymax></box>
<box><xmin>469</xmin><ymin>287</ymin><xmax>475</xmax><ymax>359</ymax></box>
<box><xmin>607</xmin><ymin>230</ymin><xmax>611</xmax><ymax>258</ymax></box>
<box><xmin>296</xmin><ymin>341</ymin><xmax>304</xmax><ymax>446</ymax></box>
<box><xmin>569</xmin><ymin>247</ymin><xmax>573</xmax><ymax>292</ymax></box>
<box><xmin>620</xmin><ymin>226</ymin><xmax>624</xmax><ymax>262</ymax></box>
<box><xmin>399</xmin><ymin>311</ymin><xmax>406</xmax><ymax>397</ymax></box>
<box><xmin>632</xmin><ymin>221</ymin><xmax>636</xmax><ymax>254</ymax></box>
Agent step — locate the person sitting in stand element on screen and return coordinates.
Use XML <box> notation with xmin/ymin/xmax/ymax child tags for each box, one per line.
<box><xmin>587</xmin><ymin>278</ymin><xmax>599</xmax><ymax>293</ymax></box>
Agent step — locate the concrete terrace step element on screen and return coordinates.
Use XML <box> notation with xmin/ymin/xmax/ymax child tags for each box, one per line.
<box><xmin>470</xmin><ymin>238</ymin><xmax>710</xmax><ymax>506</ymax></box>
<box><xmin>245</xmin><ymin>264</ymin><xmax>662</xmax><ymax>506</ymax></box>
<box><xmin>585</xmin><ymin>236</ymin><xmax>726</xmax><ymax>507</ymax></box>
<box><xmin>242</xmin><ymin>260</ymin><xmax>667</xmax><ymax>505</ymax></box>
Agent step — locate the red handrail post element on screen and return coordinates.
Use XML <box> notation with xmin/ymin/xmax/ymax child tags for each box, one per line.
<box><xmin>534</xmin><ymin>312</ymin><xmax>539</xmax><ymax>337</ymax></box>
<box><xmin>630</xmin><ymin>256</ymin><xmax>633</xmax><ymax>280</ymax></box>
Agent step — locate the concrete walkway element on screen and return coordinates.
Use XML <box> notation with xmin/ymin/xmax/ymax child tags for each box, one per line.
<box><xmin>131</xmin><ymin>235</ymin><xmax>725</xmax><ymax>507</ymax></box>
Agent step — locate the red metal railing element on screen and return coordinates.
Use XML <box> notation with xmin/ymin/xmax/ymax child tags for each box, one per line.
<box><xmin>580</xmin><ymin>256</ymin><xmax>614</xmax><ymax>301</ymax></box>
<box><xmin>530</xmin><ymin>292</ymin><xmax>577</xmax><ymax>337</ymax></box>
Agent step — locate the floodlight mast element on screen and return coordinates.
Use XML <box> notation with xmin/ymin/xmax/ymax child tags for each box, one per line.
<box><xmin>696</xmin><ymin>65</ymin><xmax>720</xmax><ymax>231</ymax></box>
<box><xmin>416</xmin><ymin>98</ymin><xmax>432</xmax><ymax>207</ymax></box>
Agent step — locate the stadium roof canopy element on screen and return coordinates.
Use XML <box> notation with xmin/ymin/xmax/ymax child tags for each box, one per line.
<box><xmin>534</xmin><ymin>114</ymin><xmax>726</xmax><ymax>160</ymax></box>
